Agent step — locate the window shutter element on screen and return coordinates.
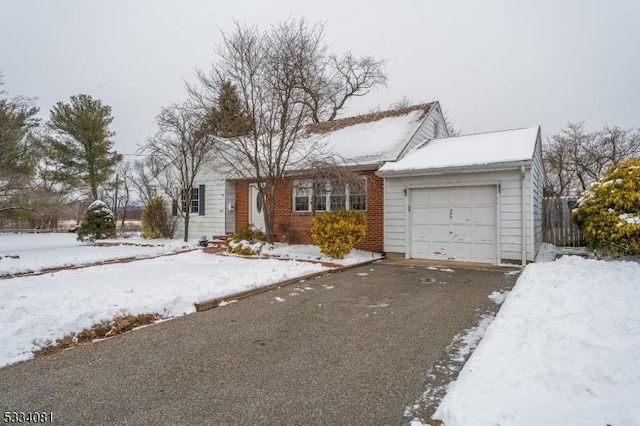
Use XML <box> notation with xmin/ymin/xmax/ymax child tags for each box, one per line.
<box><xmin>199</xmin><ymin>185</ymin><xmax>205</xmax><ymax>216</ymax></box>
<box><xmin>172</xmin><ymin>199</ymin><xmax>178</xmax><ymax>216</ymax></box>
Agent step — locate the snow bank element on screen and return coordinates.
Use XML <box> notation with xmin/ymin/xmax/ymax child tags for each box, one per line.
<box><xmin>433</xmin><ymin>256</ymin><xmax>640</xmax><ymax>426</ymax></box>
<box><xmin>0</xmin><ymin>251</ymin><xmax>327</xmax><ymax>367</ymax></box>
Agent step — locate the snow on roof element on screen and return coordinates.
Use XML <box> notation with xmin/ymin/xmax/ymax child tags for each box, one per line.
<box><xmin>379</xmin><ymin>126</ymin><xmax>540</xmax><ymax>174</ymax></box>
<box><xmin>306</xmin><ymin>104</ymin><xmax>433</xmax><ymax>165</ymax></box>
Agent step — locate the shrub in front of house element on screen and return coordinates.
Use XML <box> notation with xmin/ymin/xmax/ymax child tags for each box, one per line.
<box><xmin>227</xmin><ymin>225</ymin><xmax>267</xmax><ymax>255</ymax></box>
<box><xmin>141</xmin><ymin>196</ymin><xmax>172</xmax><ymax>239</ymax></box>
<box><xmin>572</xmin><ymin>158</ymin><xmax>640</xmax><ymax>255</ymax></box>
<box><xmin>77</xmin><ymin>200</ymin><xmax>116</xmax><ymax>242</ymax></box>
<box><xmin>311</xmin><ymin>210</ymin><xmax>366</xmax><ymax>259</ymax></box>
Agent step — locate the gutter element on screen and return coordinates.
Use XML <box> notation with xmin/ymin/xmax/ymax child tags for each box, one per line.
<box><xmin>376</xmin><ymin>160</ymin><xmax>533</xmax><ymax>178</ymax></box>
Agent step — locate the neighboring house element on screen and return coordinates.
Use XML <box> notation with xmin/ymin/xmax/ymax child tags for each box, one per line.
<box><xmin>377</xmin><ymin>127</ymin><xmax>544</xmax><ymax>265</ymax></box>
<box><xmin>232</xmin><ymin>102</ymin><xmax>448</xmax><ymax>252</ymax></box>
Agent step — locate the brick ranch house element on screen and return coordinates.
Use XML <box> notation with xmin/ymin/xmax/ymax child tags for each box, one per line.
<box><xmin>232</xmin><ymin>102</ymin><xmax>448</xmax><ymax>253</ymax></box>
<box><xmin>173</xmin><ymin>101</ymin><xmax>543</xmax><ymax>264</ymax></box>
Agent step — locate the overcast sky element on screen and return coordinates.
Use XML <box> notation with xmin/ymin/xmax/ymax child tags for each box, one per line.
<box><xmin>1</xmin><ymin>0</ymin><xmax>639</xmax><ymax>155</ymax></box>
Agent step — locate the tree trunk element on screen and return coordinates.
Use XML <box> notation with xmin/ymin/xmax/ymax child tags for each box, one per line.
<box><xmin>183</xmin><ymin>213</ymin><xmax>189</xmax><ymax>242</ymax></box>
<box><xmin>264</xmin><ymin>182</ymin><xmax>277</xmax><ymax>244</ymax></box>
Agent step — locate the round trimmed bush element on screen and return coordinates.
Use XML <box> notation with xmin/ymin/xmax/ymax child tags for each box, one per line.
<box><xmin>311</xmin><ymin>210</ymin><xmax>366</xmax><ymax>259</ymax></box>
<box><xmin>572</xmin><ymin>158</ymin><xmax>640</xmax><ymax>255</ymax></box>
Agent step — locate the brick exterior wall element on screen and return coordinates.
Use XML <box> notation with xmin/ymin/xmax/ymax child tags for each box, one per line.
<box><xmin>234</xmin><ymin>169</ymin><xmax>384</xmax><ymax>253</ymax></box>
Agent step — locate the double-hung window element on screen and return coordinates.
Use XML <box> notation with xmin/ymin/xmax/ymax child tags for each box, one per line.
<box><xmin>293</xmin><ymin>178</ymin><xmax>366</xmax><ymax>212</ymax></box>
<box><xmin>294</xmin><ymin>182</ymin><xmax>311</xmax><ymax>212</ymax></box>
<box><xmin>181</xmin><ymin>188</ymin><xmax>199</xmax><ymax>213</ymax></box>
<box><xmin>181</xmin><ymin>186</ymin><xmax>205</xmax><ymax>214</ymax></box>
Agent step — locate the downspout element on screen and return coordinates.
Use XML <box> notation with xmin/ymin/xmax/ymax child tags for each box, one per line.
<box><xmin>521</xmin><ymin>165</ymin><xmax>527</xmax><ymax>266</ymax></box>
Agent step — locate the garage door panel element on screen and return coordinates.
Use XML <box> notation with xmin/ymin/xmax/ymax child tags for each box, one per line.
<box><xmin>452</xmin><ymin>207</ymin><xmax>472</xmax><ymax>224</ymax></box>
<box><xmin>451</xmin><ymin>188</ymin><xmax>472</xmax><ymax>205</ymax></box>
<box><xmin>410</xmin><ymin>186</ymin><xmax>497</xmax><ymax>263</ymax></box>
<box><xmin>411</xmin><ymin>208</ymin><xmax>431</xmax><ymax>225</ymax></box>
<box><xmin>450</xmin><ymin>243</ymin><xmax>472</xmax><ymax>260</ymax></box>
<box><xmin>412</xmin><ymin>241</ymin><xmax>449</xmax><ymax>259</ymax></box>
<box><xmin>472</xmin><ymin>186</ymin><xmax>496</xmax><ymax>203</ymax></box>
<box><xmin>430</xmin><ymin>225</ymin><xmax>451</xmax><ymax>241</ymax></box>
<box><xmin>431</xmin><ymin>207</ymin><xmax>450</xmax><ymax>224</ymax></box>
<box><xmin>451</xmin><ymin>225</ymin><xmax>471</xmax><ymax>242</ymax></box>
<box><xmin>429</xmin><ymin>189</ymin><xmax>450</xmax><ymax>206</ymax></box>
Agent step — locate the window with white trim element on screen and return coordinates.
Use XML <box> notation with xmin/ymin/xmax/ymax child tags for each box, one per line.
<box><xmin>294</xmin><ymin>183</ymin><xmax>310</xmax><ymax>212</ymax></box>
<box><xmin>181</xmin><ymin>187</ymin><xmax>199</xmax><ymax>213</ymax></box>
<box><xmin>293</xmin><ymin>178</ymin><xmax>367</xmax><ymax>212</ymax></box>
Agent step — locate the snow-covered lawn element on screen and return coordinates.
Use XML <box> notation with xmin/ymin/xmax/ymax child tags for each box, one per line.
<box><xmin>0</xmin><ymin>250</ymin><xmax>329</xmax><ymax>368</ymax></box>
<box><xmin>432</xmin><ymin>255</ymin><xmax>640</xmax><ymax>426</ymax></box>
<box><xmin>0</xmin><ymin>233</ymin><xmax>195</xmax><ymax>277</ymax></box>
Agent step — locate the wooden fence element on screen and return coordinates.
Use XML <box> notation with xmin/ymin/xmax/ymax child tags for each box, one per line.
<box><xmin>542</xmin><ymin>197</ymin><xmax>584</xmax><ymax>247</ymax></box>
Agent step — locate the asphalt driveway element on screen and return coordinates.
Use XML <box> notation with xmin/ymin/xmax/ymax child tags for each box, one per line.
<box><xmin>0</xmin><ymin>261</ymin><xmax>517</xmax><ymax>425</ymax></box>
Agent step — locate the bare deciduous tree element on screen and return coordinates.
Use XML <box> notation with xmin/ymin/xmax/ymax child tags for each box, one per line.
<box><xmin>131</xmin><ymin>156</ymin><xmax>163</xmax><ymax>207</ymax></box>
<box><xmin>140</xmin><ymin>102</ymin><xmax>214</xmax><ymax>241</ymax></box>
<box><xmin>191</xmin><ymin>18</ymin><xmax>386</xmax><ymax>243</ymax></box>
<box><xmin>544</xmin><ymin>122</ymin><xmax>640</xmax><ymax>196</ymax></box>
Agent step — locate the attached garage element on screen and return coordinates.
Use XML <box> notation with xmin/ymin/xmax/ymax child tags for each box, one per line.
<box><xmin>377</xmin><ymin>127</ymin><xmax>544</xmax><ymax>265</ymax></box>
<box><xmin>410</xmin><ymin>186</ymin><xmax>498</xmax><ymax>263</ymax></box>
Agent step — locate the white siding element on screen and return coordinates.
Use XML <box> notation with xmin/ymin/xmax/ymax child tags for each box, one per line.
<box><xmin>225</xmin><ymin>181</ymin><xmax>236</xmax><ymax>234</ymax></box>
<box><xmin>397</xmin><ymin>102</ymin><xmax>448</xmax><ymax>159</ymax></box>
<box><xmin>383</xmin><ymin>168</ymin><xmax>537</xmax><ymax>263</ymax></box>
<box><xmin>173</xmin><ymin>168</ymin><xmax>229</xmax><ymax>240</ymax></box>
<box><xmin>530</xmin><ymin>132</ymin><xmax>545</xmax><ymax>258</ymax></box>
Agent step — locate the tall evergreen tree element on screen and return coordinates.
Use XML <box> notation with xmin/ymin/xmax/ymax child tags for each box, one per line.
<box><xmin>0</xmin><ymin>72</ymin><xmax>41</xmax><ymax>217</ymax></box>
<box><xmin>47</xmin><ymin>94</ymin><xmax>122</xmax><ymax>200</ymax></box>
<box><xmin>203</xmin><ymin>80</ymin><xmax>252</xmax><ymax>138</ymax></box>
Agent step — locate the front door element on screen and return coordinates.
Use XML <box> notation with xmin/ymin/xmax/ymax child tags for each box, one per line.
<box><xmin>249</xmin><ymin>184</ymin><xmax>266</xmax><ymax>231</ymax></box>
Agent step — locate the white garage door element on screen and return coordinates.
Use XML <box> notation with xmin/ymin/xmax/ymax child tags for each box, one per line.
<box><xmin>410</xmin><ymin>186</ymin><xmax>497</xmax><ymax>263</ymax></box>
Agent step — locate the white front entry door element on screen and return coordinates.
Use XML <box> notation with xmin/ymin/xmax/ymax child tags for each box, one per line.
<box><xmin>410</xmin><ymin>186</ymin><xmax>497</xmax><ymax>263</ymax></box>
<box><xmin>249</xmin><ymin>184</ymin><xmax>266</xmax><ymax>231</ymax></box>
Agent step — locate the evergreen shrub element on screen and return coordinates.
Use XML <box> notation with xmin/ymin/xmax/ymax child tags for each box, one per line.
<box><xmin>572</xmin><ymin>158</ymin><xmax>640</xmax><ymax>255</ymax></box>
<box><xmin>77</xmin><ymin>200</ymin><xmax>116</xmax><ymax>242</ymax></box>
<box><xmin>311</xmin><ymin>210</ymin><xmax>366</xmax><ymax>259</ymax></box>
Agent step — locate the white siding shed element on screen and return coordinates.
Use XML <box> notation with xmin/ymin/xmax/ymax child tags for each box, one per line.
<box><xmin>377</xmin><ymin>127</ymin><xmax>544</xmax><ymax>265</ymax></box>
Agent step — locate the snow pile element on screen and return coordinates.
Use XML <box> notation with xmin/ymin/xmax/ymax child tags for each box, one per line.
<box><xmin>379</xmin><ymin>126</ymin><xmax>539</xmax><ymax>173</ymax></box>
<box><xmin>0</xmin><ymin>233</ymin><xmax>194</xmax><ymax>276</ymax></box>
<box><xmin>263</xmin><ymin>243</ymin><xmax>382</xmax><ymax>265</ymax></box>
<box><xmin>433</xmin><ymin>256</ymin><xmax>640</xmax><ymax>426</ymax></box>
<box><xmin>0</xmin><ymin>251</ymin><xmax>327</xmax><ymax>367</ymax></box>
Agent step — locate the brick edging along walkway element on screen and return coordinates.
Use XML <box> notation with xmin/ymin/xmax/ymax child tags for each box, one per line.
<box><xmin>194</xmin><ymin>255</ymin><xmax>381</xmax><ymax>312</ymax></box>
<box><xmin>0</xmin><ymin>248</ymin><xmax>198</xmax><ymax>280</ymax></box>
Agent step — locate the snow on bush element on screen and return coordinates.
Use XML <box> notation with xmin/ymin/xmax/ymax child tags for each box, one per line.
<box><xmin>226</xmin><ymin>225</ymin><xmax>266</xmax><ymax>255</ymax></box>
<box><xmin>572</xmin><ymin>158</ymin><xmax>640</xmax><ymax>255</ymax></box>
<box><xmin>77</xmin><ymin>200</ymin><xmax>116</xmax><ymax>242</ymax></box>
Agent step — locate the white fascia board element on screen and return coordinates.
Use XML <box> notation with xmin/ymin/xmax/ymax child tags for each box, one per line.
<box><xmin>376</xmin><ymin>160</ymin><xmax>533</xmax><ymax>178</ymax></box>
